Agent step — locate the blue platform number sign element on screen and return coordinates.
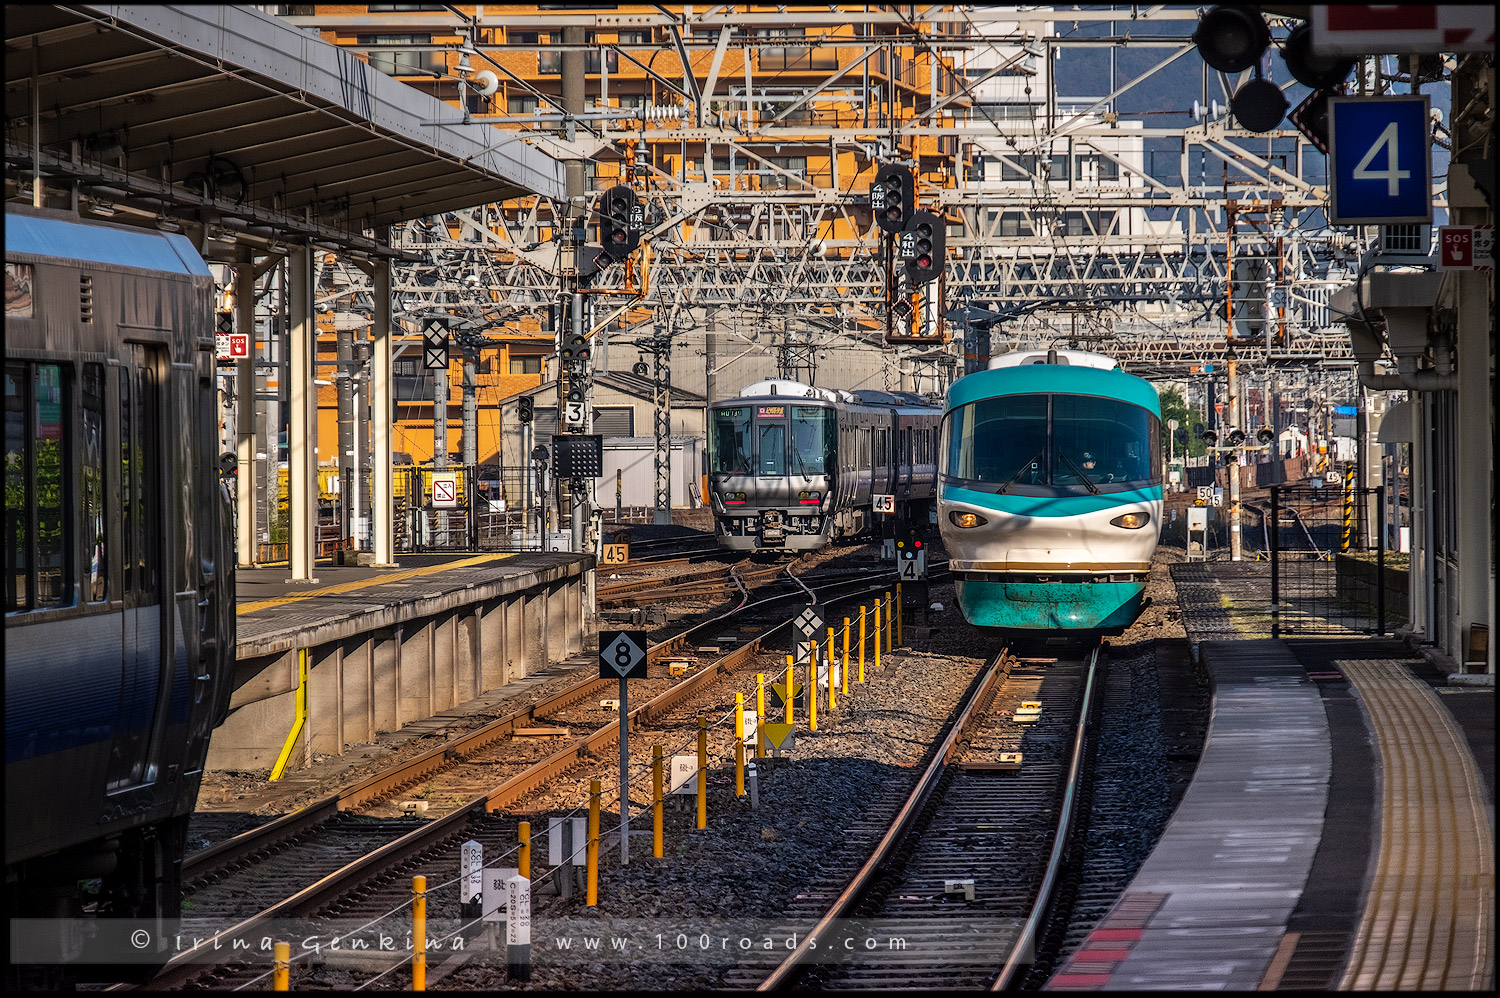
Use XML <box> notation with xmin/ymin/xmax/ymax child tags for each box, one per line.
<box><xmin>1328</xmin><ymin>95</ymin><xmax>1431</xmax><ymax>226</ymax></box>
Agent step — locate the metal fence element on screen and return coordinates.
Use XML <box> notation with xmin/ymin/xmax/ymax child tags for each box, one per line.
<box><xmin>1270</xmin><ymin>484</ymin><xmax>1386</xmax><ymax>636</ymax></box>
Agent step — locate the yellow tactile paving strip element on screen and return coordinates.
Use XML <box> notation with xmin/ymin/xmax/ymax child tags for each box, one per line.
<box><xmin>1339</xmin><ymin>659</ymin><xmax>1494</xmax><ymax>991</ymax></box>
<box><xmin>236</xmin><ymin>553</ymin><xmax>512</xmax><ymax>615</ymax></box>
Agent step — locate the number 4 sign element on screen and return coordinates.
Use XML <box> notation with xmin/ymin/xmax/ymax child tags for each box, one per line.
<box><xmin>1329</xmin><ymin>96</ymin><xmax>1431</xmax><ymax>225</ymax></box>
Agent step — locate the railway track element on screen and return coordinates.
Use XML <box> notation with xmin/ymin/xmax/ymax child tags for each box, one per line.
<box><xmin>144</xmin><ymin>566</ymin><xmax>905</xmax><ymax>990</ymax></box>
<box><xmin>726</xmin><ymin>644</ymin><xmax>1101</xmax><ymax>990</ymax></box>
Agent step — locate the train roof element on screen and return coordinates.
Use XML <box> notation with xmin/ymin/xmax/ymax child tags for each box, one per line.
<box><xmin>989</xmin><ymin>349</ymin><xmax>1118</xmax><ymax>370</ymax></box>
<box><xmin>5</xmin><ymin>205</ymin><xmax>212</xmax><ymax>277</ymax></box>
<box><xmin>947</xmin><ymin>360</ymin><xmax>1160</xmax><ymax>415</ymax></box>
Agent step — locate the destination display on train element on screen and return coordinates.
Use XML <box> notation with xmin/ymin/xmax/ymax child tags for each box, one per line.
<box><xmin>757</xmin><ymin>405</ymin><xmax>785</xmax><ymax>417</ymax></box>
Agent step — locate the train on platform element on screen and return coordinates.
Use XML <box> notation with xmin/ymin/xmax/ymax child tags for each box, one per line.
<box><xmin>706</xmin><ymin>379</ymin><xmax>941</xmax><ymax>553</ymax></box>
<box><xmin>5</xmin><ymin>205</ymin><xmax>236</xmax><ymax>984</ymax></box>
<box><xmin>937</xmin><ymin>350</ymin><xmax>1163</xmax><ymax>632</ymax></box>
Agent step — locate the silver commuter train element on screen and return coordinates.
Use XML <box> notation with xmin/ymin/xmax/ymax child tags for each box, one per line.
<box><xmin>5</xmin><ymin>205</ymin><xmax>236</xmax><ymax>983</ymax></box>
<box><xmin>706</xmin><ymin>379</ymin><xmax>941</xmax><ymax>552</ymax></box>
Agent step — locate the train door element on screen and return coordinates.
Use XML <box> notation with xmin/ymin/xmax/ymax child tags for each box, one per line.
<box><xmin>106</xmin><ymin>344</ymin><xmax>165</xmax><ymax>791</ymax></box>
<box><xmin>754</xmin><ymin>404</ymin><xmax>790</xmax><ymax>506</ymax></box>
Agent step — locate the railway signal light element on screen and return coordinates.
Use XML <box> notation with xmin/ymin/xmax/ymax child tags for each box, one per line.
<box><xmin>219</xmin><ymin>452</ymin><xmax>238</xmax><ymax>478</ymax></box>
<box><xmin>900</xmin><ymin>210</ymin><xmax>945</xmax><ymax>286</ymax></box>
<box><xmin>1192</xmin><ymin>6</ymin><xmax>1268</xmax><ymax>74</ymax></box>
<box><xmin>598</xmin><ymin>185</ymin><xmax>641</xmax><ymax>261</ymax></box>
<box><xmin>1191</xmin><ymin>6</ymin><xmax>1313</xmax><ymax>134</ymax></box>
<box><xmin>561</xmin><ymin>332</ymin><xmax>591</xmax><ymax>362</ymax></box>
<box><xmin>1281</xmin><ymin>22</ymin><xmax>1354</xmax><ymax>90</ymax></box>
<box><xmin>871</xmin><ymin>164</ymin><xmax>914</xmax><ymax>234</ymax></box>
<box><xmin>518</xmin><ymin>395</ymin><xmax>534</xmax><ymax>424</ymax></box>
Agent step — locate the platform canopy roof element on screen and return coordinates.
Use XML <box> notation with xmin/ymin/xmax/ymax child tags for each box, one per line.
<box><xmin>4</xmin><ymin>4</ymin><xmax>566</xmax><ymax>252</ymax></box>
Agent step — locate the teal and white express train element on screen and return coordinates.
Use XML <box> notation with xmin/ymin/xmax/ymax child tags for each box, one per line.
<box><xmin>937</xmin><ymin>350</ymin><xmax>1162</xmax><ymax>631</ymax></box>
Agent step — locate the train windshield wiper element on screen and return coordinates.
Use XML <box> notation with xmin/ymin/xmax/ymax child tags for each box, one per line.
<box><xmin>1058</xmin><ymin>452</ymin><xmax>1100</xmax><ymax>494</ymax></box>
<box><xmin>995</xmin><ymin>451</ymin><xmax>1044</xmax><ymax>494</ymax></box>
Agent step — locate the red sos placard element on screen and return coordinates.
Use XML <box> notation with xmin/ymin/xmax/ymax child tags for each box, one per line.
<box><xmin>1439</xmin><ymin>226</ymin><xmax>1473</xmax><ymax>270</ymax></box>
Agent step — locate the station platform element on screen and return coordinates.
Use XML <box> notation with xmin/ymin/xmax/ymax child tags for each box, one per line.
<box><xmin>1048</xmin><ymin>560</ymin><xmax>1494</xmax><ymax>991</ymax></box>
<box><xmin>207</xmin><ymin>551</ymin><xmax>592</xmax><ymax>772</ymax></box>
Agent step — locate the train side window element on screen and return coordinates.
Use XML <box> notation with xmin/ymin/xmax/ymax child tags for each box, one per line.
<box><xmin>120</xmin><ymin>368</ymin><xmax>134</xmax><ymax>593</ymax></box>
<box><xmin>4</xmin><ymin>363</ymin><xmax>28</xmax><ymax>611</ymax></box>
<box><xmin>82</xmin><ymin>363</ymin><xmax>107</xmax><ymax>601</ymax></box>
<box><xmin>4</xmin><ymin>362</ymin><xmax>74</xmax><ymax>611</ymax></box>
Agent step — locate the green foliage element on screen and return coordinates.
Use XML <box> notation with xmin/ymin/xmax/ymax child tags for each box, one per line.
<box><xmin>1157</xmin><ymin>387</ymin><xmax>1205</xmax><ymax>458</ymax></box>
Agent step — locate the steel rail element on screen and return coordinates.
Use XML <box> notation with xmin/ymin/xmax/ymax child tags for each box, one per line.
<box><xmin>155</xmin><ymin>572</ymin><xmax>900</xmax><ymax>987</ymax></box>
<box><xmin>991</xmin><ymin>642</ymin><xmax>1102</xmax><ymax>991</ymax></box>
<box><xmin>757</xmin><ymin>645</ymin><xmax>1016</xmax><ymax>991</ymax></box>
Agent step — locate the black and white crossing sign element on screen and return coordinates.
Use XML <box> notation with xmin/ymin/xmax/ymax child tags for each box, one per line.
<box><xmin>794</xmin><ymin>605</ymin><xmax>823</xmax><ymax>668</ymax></box>
<box><xmin>423</xmin><ymin>320</ymin><xmax>449</xmax><ymax>370</ymax></box>
<box><xmin>599</xmin><ymin>629</ymin><xmax>648</xmax><ymax>679</ymax></box>
<box><xmin>795</xmin><ymin>606</ymin><xmax>823</xmax><ymax>640</ymax></box>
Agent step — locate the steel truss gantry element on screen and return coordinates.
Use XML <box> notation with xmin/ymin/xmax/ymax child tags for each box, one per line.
<box><xmin>289</xmin><ymin>5</ymin><xmax>1431</xmax><ymax>383</ymax></box>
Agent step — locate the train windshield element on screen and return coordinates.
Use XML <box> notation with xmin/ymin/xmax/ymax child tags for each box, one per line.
<box><xmin>709</xmin><ymin>407</ymin><xmax>753</xmax><ymax>474</ymax></box>
<box><xmin>1052</xmin><ymin>395</ymin><xmax>1158</xmax><ymax>486</ymax></box>
<box><xmin>944</xmin><ymin>394</ymin><xmax>1049</xmax><ymax>485</ymax></box>
<box><xmin>943</xmin><ymin>393</ymin><xmax>1159</xmax><ymax>492</ymax></box>
<box><xmin>790</xmin><ymin>407</ymin><xmax>835</xmax><ymax>476</ymax></box>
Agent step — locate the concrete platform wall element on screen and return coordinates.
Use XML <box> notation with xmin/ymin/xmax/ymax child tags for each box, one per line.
<box><xmin>206</xmin><ymin>567</ymin><xmax>585</xmax><ymax>771</ymax></box>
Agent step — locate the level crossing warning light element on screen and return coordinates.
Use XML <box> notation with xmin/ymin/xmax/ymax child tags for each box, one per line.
<box><xmin>1257</xmin><ymin>426</ymin><xmax>1275</xmax><ymax>445</ymax></box>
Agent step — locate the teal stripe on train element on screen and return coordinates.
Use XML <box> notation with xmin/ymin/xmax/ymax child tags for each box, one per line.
<box><xmin>946</xmin><ymin>364</ymin><xmax>1161</xmax><ymax>414</ymax></box>
<box><xmin>955</xmin><ymin>579</ymin><xmax>1145</xmax><ymax>630</ymax></box>
<box><xmin>941</xmin><ymin>483</ymin><xmax>1163</xmax><ymax>517</ymax></box>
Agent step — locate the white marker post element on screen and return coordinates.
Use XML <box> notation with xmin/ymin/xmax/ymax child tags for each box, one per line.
<box><xmin>460</xmin><ymin>840</ymin><xmax>483</xmax><ymax>922</ymax></box>
<box><xmin>506</xmin><ymin>873</ymin><xmax>531</xmax><ymax>981</ymax></box>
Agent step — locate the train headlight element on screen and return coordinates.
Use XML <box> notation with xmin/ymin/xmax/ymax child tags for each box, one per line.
<box><xmin>1110</xmin><ymin>512</ymin><xmax>1152</xmax><ymax>529</ymax></box>
<box><xmin>949</xmin><ymin>510</ymin><xmax>988</xmax><ymax>528</ymax></box>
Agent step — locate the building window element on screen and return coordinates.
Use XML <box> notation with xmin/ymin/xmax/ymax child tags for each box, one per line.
<box><xmin>510</xmin><ymin>355</ymin><xmax>542</xmax><ymax>374</ymax></box>
<box><xmin>509</xmin><ymin>31</ymin><xmax>539</xmax><ymax>45</ymax></box>
<box><xmin>617</xmin><ymin>30</ymin><xmax>651</xmax><ymax>45</ymax></box>
<box><xmin>357</xmin><ymin>34</ymin><xmax>444</xmax><ymax>77</ymax></box>
<box><xmin>508</xmin><ymin>95</ymin><xmax>540</xmax><ymax>116</ymax></box>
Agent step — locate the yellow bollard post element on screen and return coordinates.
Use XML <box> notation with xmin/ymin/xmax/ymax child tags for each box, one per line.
<box><xmin>518</xmin><ymin>821</ymin><xmax>531</xmax><ymax>880</ymax></box>
<box><xmin>809</xmin><ymin>640</ymin><xmax>818</xmax><ymax>733</ymax></box>
<box><xmin>696</xmin><ymin>717</ymin><xmax>708</xmax><ymax>830</ymax></box>
<box><xmin>756</xmin><ymin>673</ymin><xmax>767</xmax><ymax>758</ymax></box>
<box><xmin>858</xmin><ymin>606</ymin><xmax>867</xmax><ymax>682</ymax></box>
<box><xmin>412</xmin><ymin>876</ymin><xmax>427</xmax><ymax>991</ymax></box>
<box><xmin>826</xmin><ymin>627</ymin><xmax>836</xmax><ymax>711</ymax></box>
<box><xmin>876</xmin><ymin>591</ymin><xmax>888</xmax><ymax>654</ymax></box>
<box><xmin>273</xmin><ymin>941</ymin><xmax>289</xmax><ymax>991</ymax></box>
<box><xmin>784</xmin><ymin>655</ymin><xmax>795</xmax><ymax>725</ymax></box>
<box><xmin>842</xmin><ymin>618</ymin><xmax>850</xmax><ymax>695</ymax></box>
<box><xmin>586</xmin><ymin>779</ymin><xmax>600</xmax><ymax>906</ymax></box>
<box><xmin>652</xmin><ymin>745</ymin><xmax>664</xmax><ymax>858</ymax></box>
<box><xmin>734</xmin><ymin>692</ymin><xmax>746</xmax><ymax>797</ymax></box>
<box><xmin>896</xmin><ymin>582</ymin><xmax>904</xmax><ymax>647</ymax></box>
<box><xmin>873</xmin><ymin>600</ymin><xmax>882</xmax><ymax>672</ymax></box>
